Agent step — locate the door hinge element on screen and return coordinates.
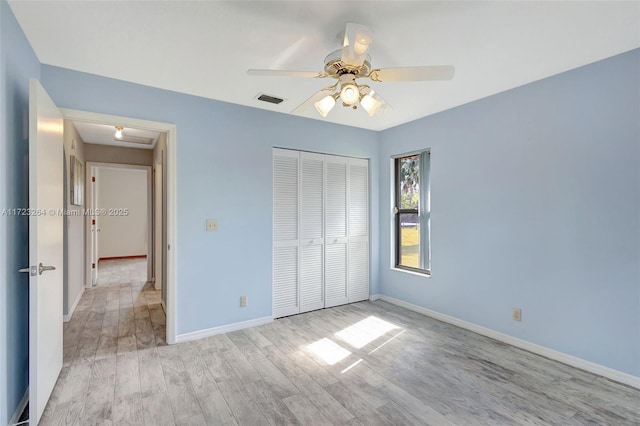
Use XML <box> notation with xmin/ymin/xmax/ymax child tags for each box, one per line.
<box><xmin>92</xmin><ymin>219</ymin><xmax>96</xmax><ymax>225</ymax></box>
<box><xmin>92</xmin><ymin>263</ymin><xmax>95</xmax><ymax>269</ymax></box>
<box><xmin>92</xmin><ymin>176</ymin><xmax>96</xmax><ymax>182</ymax></box>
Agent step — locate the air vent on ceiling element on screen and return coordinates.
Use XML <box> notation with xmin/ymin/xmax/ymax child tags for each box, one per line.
<box><xmin>256</xmin><ymin>93</ymin><xmax>285</xmax><ymax>105</ymax></box>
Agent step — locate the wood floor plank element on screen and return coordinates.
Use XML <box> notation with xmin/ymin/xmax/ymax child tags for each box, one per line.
<box><xmin>216</xmin><ymin>378</ymin><xmax>271</xmax><ymax>426</ymax></box>
<box><xmin>115</xmin><ymin>352</ymin><xmax>141</xmax><ymax>398</ymax></box>
<box><xmin>141</xmin><ymin>391</ymin><xmax>175</xmax><ymax>426</ymax></box>
<box><xmin>323</xmin><ymin>380</ymin><xmax>389</xmax><ymax>418</ymax></box>
<box><xmin>139</xmin><ymin>348</ymin><xmax>168</xmax><ymax>396</ymax></box>
<box><xmin>113</xmin><ymin>392</ymin><xmax>144</xmax><ymax>424</ymax></box>
<box><xmin>376</xmin><ymin>380</ymin><xmax>454</xmax><ymax>425</ymax></box>
<box><xmin>49</xmin><ymin>399</ymin><xmax>85</xmax><ymax>426</ymax></box>
<box><xmin>183</xmin><ymin>350</ymin><xmax>224</xmax><ymax>395</ymax></box>
<box><xmin>175</xmin><ymin>413</ymin><xmax>207</xmax><ymax>426</ymax></box>
<box><xmin>251</xmin><ymin>356</ymin><xmax>299</xmax><ymax>398</ymax></box>
<box><xmin>196</xmin><ymin>384</ymin><xmax>238</xmax><ymax>426</ymax></box>
<box><xmin>289</xmin><ymin>373</ymin><xmax>355</xmax><ymax>424</ymax></box>
<box><xmin>167</xmin><ymin>384</ymin><xmax>202</xmax><ymax>422</ymax></box>
<box><xmin>282</xmin><ymin>393</ymin><xmax>333</xmax><ymax>426</ymax></box>
<box><xmin>221</xmin><ymin>347</ymin><xmax>262</xmax><ymax>384</ymax></box>
<box><xmin>246</xmin><ymin>379</ymin><xmax>301</xmax><ymax>425</ymax></box>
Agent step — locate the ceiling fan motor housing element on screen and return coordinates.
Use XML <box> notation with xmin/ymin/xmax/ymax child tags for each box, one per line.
<box><xmin>324</xmin><ymin>49</ymin><xmax>371</xmax><ymax>78</ymax></box>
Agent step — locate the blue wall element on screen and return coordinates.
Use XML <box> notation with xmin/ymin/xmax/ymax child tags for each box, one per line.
<box><xmin>378</xmin><ymin>49</ymin><xmax>640</xmax><ymax>376</ymax></box>
<box><xmin>0</xmin><ymin>0</ymin><xmax>40</xmax><ymax>422</ymax></box>
<box><xmin>40</xmin><ymin>65</ymin><xmax>380</xmax><ymax>335</ymax></box>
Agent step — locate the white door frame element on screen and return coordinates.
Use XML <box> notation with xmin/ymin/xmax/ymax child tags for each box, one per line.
<box><xmin>86</xmin><ymin>162</ymin><xmax>152</xmax><ymax>284</ymax></box>
<box><xmin>61</xmin><ymin>108</ymin><xmax>178</xmax><ymax>344</ymax></box>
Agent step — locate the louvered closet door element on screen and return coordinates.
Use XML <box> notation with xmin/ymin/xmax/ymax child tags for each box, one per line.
<box><xmin>324</xmin><ymin>155</ymin><xmax>348</xmax><ymax>308</ymax></box>
<box><xmin>273</xmin><ymin>149</ymin><xmax>300</xmax><ymax>318</ymax></box>
<box><xmin>299</xmin><ymin>152</ymin><xmax>325</xmax><ymax>313</ymax></box>
<box><xmin>348</xmin><ymin>158</ymin><xmax>370</xmax><ymax>303</ymax></box>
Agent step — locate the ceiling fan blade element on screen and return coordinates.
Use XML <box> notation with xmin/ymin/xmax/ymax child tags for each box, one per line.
<box><xmin>341</xmin><ymin>23</ymin><xmax>373</xmax><ymax>67</ymax></box>
<box><xmin>247</xmin><ymin>69</ymin><xmax>328</xmax><ymax>79</ymax></box>
<box><xmin>291</xmin><ymin>85</ymin><xmax>337</xmax><ymax>115</ymax></box>
<box><xmin>368</xmin><ymin>65</ymin><xmax>455</xmax><ymax>82</ymax></box>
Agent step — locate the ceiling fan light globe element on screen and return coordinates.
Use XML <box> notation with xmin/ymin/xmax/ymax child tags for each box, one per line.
<box><xmin>361</xmin><ymin>93</ymin><xmax>382</xmax><ymax>116</ymax></box>
<box><xmin>315</xmin><ymin>95</ymin><xmax>336</xmax><ymax>117</ymax></box>
<box><xmin>340</xmin><ymin>84</ymin><xmax>359</xmax><ymax>105</ymax></box>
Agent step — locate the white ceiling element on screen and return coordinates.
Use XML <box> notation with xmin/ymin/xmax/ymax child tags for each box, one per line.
<box><xmin>72</xmin><ymin>121</ymin><xmax>160</xmax><ymax>150</ymax></box>
<box><xmin>9</xmin><ymin>1</ymin><xmax>640</xmax><ymax>131</ymax></box>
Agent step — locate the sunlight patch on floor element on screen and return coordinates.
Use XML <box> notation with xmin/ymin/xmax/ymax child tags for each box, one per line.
<box><xmin>340</xmin><ymin>358</ymin><xmax>364</xmax><ymax>374</ymax></box>
<box><xmin>334</xmin><ymin>315</ymin><xmax>401</xmax><ymax>349</ymax></box>
<box><xmin>306</xmin><ymin>338</ymin><xmax>352</xmax><ymax>365</ymax></box>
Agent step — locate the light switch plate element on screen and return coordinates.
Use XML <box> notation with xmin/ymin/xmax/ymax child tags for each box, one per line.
<box><xmin>206</xmin><ymin>219</ymin><xmax>218</xmax><ymax>231</ymax></box>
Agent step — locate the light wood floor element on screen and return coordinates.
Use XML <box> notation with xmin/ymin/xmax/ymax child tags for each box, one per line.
<box><xmin>96</xmin><ymin>257</ymin><xmax>148</xmax><ymax>287</ymax></box>
<box><xmin>41</xmin><ymin>269</ymin><xmax>640</xmax><ymax>424</ymax></box>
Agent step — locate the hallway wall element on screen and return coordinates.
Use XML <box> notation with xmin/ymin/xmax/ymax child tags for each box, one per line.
<box><xmin>63</xmin><ymin>120</ymin><xmax>86</xmax><ymax>320</ymax></box>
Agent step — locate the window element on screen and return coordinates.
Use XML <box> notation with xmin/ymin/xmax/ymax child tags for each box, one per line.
<box><xmin>394</xmin><ymin>151</ymin><xmax>430</xmax><ymax>273</ymax></box>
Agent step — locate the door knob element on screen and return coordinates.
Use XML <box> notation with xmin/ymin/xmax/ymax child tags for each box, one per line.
<box><xmin>38</xmin><ymin>263</ymin><xmax>56</xmax><ymax>275</ymax></box>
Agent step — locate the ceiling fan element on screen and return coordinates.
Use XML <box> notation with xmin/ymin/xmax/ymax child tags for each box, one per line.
<box><xmin>248</xmin><ymin>23</ymin><xmax>455</xmax><ymax>117</ymax></box>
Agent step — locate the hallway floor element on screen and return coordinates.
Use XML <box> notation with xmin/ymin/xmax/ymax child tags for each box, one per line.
<box><xmin>96</xmin><ymin>257</ymin><xmax>149</xmax><ymax>287</ymax></box>
<box><xmin>40</xmin><ymin>258</ymin><xmax>165</xmax><ymax>424</ymax></box>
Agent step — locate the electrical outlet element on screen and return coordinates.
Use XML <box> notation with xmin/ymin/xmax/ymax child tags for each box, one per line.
<box><xmin>206</xmin><ymin>219</ymin><xmax>218</xmax><ymax>232</ymax></box>
<box><xmin>512</xmin><ymin>308</ymin><xmax>522</xmax><ymax>322</ymax></box>
<box><xmin>240</xmin><ymin>295</ymin><xmax>248</xmax><ymax>307</ymax></box>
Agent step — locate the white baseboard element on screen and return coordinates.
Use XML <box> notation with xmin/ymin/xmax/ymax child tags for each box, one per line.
<box><xmin>8</xmin><ymin>387</ymin><xmax>28</xmax><ymax>426</ymax></box>
<box><xmin>176</xmin><ymin>316</ymin><xmax>273</xmax><ymax>343</ymax></box>
<box><xmin>63</xmin><ymin>287</ymin><xmax>85</xmax><ymax>322</ymax></box>
<box><xmin>374</xmin><ymin>294</ymin><xmax>640</xmax><ymax>390</ymax></box>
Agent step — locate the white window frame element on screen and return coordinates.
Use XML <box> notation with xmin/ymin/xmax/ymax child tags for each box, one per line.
<box><xmin>391</xmin><ymin>150</ymin><xmax>431</xmax><ymax>276</ymax></box>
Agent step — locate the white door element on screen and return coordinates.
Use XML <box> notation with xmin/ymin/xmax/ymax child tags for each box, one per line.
<box><xmin>324</xmin><ymin>155</ymin><xmax>349</xmax><ymax>308</ymax></box>
<box><xmin>90</xmin><ymin>169</ymin><xmax>99</xmax><ymax>285</ymax></box>
<box><xmin>27</xmin><ymin>79</ymin><xmax>64</xmax><ymax>424</ymax></box>
<box><xmin>348</xmin><ymin>158</ymin><xmax>369</xmax><ymax>303</ymax></box>
<box><xmin>273</xmin><ymin>149</ymin><xmax>300</xmax><ymax>318</ymax></box>
<box><xmin>299</xmin><ymin>152</ymin><xmax>324</xmax><ymax>313</ymax></box>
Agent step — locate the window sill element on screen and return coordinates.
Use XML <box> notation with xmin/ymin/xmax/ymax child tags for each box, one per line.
<box><xmin>391</xmin><ymin>267</ymin><xmax>431</xmax><ymax>278</ymax></box>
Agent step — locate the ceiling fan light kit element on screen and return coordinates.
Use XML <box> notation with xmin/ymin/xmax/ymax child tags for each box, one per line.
<box><xmin>360</xmin><ymin>88</ymin><xmax>383</xmax><ymax>116</ymax></box>
<box><xmin>339</xmin><ymin>74</ymin><xmax>359</xmax><ymax>105</ymax></box>
<box><xmin>315</xmin><ymin>94</ymin><xmax>337</xmax><ymax>117</ymax></box>
<box><xmin>248</xmin><ymin>22</ymin><xmax>454</xmax><ymax>119</ymax></box>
